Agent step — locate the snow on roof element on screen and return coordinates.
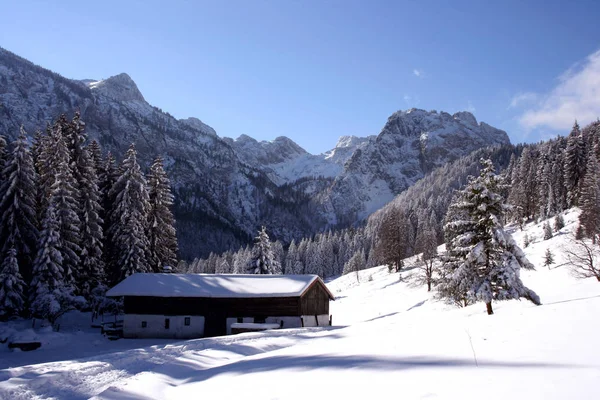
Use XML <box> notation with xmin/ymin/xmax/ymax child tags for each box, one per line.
<box><xmin>106</xmin><ymin>273</ymin><xmax>334</xmax><ymax>299</ymax></box>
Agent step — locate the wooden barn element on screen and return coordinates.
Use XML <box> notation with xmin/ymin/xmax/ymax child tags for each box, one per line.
<box><xmin>106</xmin><ymin>273</ymin><xmax>335</xmax><ymax>339</ymax></box>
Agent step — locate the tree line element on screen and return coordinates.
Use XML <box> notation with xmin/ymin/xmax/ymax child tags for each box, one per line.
<box><xmin>0</xmin><ymin>112</ymin><xmax>178</xmax><ymax>324</ymax></box>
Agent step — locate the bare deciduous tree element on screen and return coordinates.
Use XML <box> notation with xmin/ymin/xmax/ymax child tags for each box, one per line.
<box><xmin>565</xmin><ymin>235</ymin><xmax>600</xmax><ymax>282</ymax></box>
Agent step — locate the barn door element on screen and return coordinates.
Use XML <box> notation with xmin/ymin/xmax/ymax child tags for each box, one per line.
<box><xmin>204</xmin><ymin>313</ymin><xmax>226</xmax><ymax>337</ymax></box>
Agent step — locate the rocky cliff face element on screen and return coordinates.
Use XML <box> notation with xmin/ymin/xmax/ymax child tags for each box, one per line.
<box><xmin>321</xmin><ymin>108</ymin><xmax>510</xmax><ymax>224</ymax></box>
<box><xmin>0</xmin><ymin>47</ymin><xmax>510</xmax><ymax>259</ymax></box>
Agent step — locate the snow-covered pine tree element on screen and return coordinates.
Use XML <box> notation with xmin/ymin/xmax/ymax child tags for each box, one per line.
<box><xmin>564</xmin><ymin>121</ymin><xmax>586</xmax><ymax>207</ymax></box>
<box><xmin>0</xmin><ymin>134</ymin><xmax>7</xmax><ymax>183</ymax></box>
<box><xmin>437</xmin><ymin>189</ymin><xmax>473</xmax><ymax>307</ymax></box>
<box><xmin>87</xmin><ymin>140</ymin><xmax>104</xmax><ymax>174</ymax></box>
<box><xmin>107</xmin><ymin>144</ymin><xmax>151</xmax><ymax>283</ymax></box>
<box><xmin>215</xmin><ymin>251</ymin><xmax>233</xmax><ymax>274</ymax></box>
<box><xmin>30</xmin><ymin>205</ymin><xmax>64</xmax><ymax>300</ymax></box>
<box><xmin>45</xmin><ymin>128</ymin><xmax>82</xmax><ymax>287</ymax></box>
<box><xmin>543</xmin><ymin>222</ymin><xmax>553</xmax><ymax>240</ymax></box>
<box><xmin>98</xmin><ymin>152</ymin><xmax>119</xmax><ymax>270</ymax></box>
<box><xmin>63</xmin><ymin>112</ymin><xmax>87</xmax><ymax>187</ymax></box>
<box><xmin>0</xmin><ymin>127</ymin><xmax>39</xmax><ymax>283</ymax></box>
<box><xmin>284</xmin><ymin>240</ymin><xmax>297</xmax><ymax>275</ymax></box>
<box><xmin>30</xmin><ymin>204</ymin><xmax>83</xmax><ymax>328</ymax></box>
<box><xmin>247</xmin><ymin>226</ymin><xmax>279</xmax><ymax>274</ymax></box>
<box><xmin>77</xmin><ymin>148</ymin><xmax>105</xmax><ymax>298</ymax></box>
<box><xmin>342</xmin><ymin>249</ymin><xmax>365</xmax><ymax>282</ymax></box>
<box><xmin>439</xmin><ymin>158</ymin><xmax>541</xmax><ymax>315</ymax></box>
<box><xmin>147</xmin><ymin>156</ymin><xmax>178</xmax><ymax>272</ymax></box>
<box><xmin>36</xmin><ymin>116</ymin><xmax>69</xmax><ymax>215</ymax></box>
<box><xmin>271</xmin><ymin>240</ymin><xmax>284</xmax><ymax>275</ymax></box>
<box><xmin>537</xmin><ymin>153</ymin><xmax>555</xmax><ymax>219</ymax></box>
<box><xmin>544</xmin><ymin>248</ymin><xmax>554</xmax><ymax>268</ymax></box>
<box><xmin>0</xmin><ymin>247</ymin><xmax>26</xmax><ymax>319</ymax></box>
<box><xmin>30</xmin><ymin>128</ymin><xmax>45</xmax><ymax>171</ymax></box>
<box><xmin>578</xmin><ymin>152</ymin><xmax>600</xmax><ymax>241</ymax></box>
<box><xmin>554</xmin><ymin>214</ymin><xmax>565</xmax><ymax>232</ymax></box>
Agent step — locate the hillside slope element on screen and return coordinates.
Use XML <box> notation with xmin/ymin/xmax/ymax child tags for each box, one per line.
<box><xmin>1</xmin><ymin>209</ymin><xmax>598</xmax><ymax>399</ymax></box>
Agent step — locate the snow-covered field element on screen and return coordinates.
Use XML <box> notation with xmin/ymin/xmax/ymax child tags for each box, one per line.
<box><xmin>1</xmin><ymin>209</ymin><xmax>599</xmax><ymax>399</ymax></box>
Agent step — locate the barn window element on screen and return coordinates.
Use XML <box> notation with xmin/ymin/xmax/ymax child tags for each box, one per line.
<box><xmin>184</xmin><ymin>317</ymin><xmax>191</xmax><ymax>326</ymax></box>
<box><xmin>237</xmin><ymin>317</ymin><xmax>243</xmax><ymax>323</ymax></box>
<box><xmin>165</xmin><ymin>318</ymin><xmax>170</xmax><ymax>329</ymax></box>
<box><xmin>254</xmin><ymin>316</ymin><xmax>266</xmax><ymax>323</ymax></box>
<box><xmin>141</xmin><ymin>321</ymin><xmax>147</xmax><ymax>328</ymax></box>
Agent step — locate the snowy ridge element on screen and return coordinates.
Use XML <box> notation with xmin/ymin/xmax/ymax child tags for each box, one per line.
<box><xmin>1</xmin><ymin>209</ymin><xmax>599</xmax><ymax>399</ymax></box>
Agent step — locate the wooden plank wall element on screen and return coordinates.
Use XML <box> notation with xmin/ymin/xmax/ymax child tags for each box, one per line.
<box><xmin>124</xmin><ymin>296</ymin><xmax>301</xmax><ymax>317</ymax></box>
<box><xmin>300</xmin><ymin>283</ymin><xmax>330</xmax><ymax>315</ymax></box>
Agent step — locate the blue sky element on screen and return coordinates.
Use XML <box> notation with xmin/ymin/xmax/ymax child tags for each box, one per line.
<box><xmin>2</xmin><ymin>0</ymin><xmax>600</xmax><ymax>154</ymax></box>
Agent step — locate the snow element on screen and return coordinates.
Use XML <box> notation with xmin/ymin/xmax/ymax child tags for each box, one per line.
<box><xmin>2</xmin><ymin>209</ymin><xmax>600</xmax><ymax>399</ymax></box>
<box><xmin>105</xmin><ymin>273</ymin><xmax>329</xmax><ymax>298</ymax></box>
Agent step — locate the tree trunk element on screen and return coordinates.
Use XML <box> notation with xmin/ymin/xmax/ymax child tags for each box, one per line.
<box><xmin>486</xmin><ymin>302</ymin><xmax>494</xmax><ymax>315</ymax></box>
<box><xmin>427</xmin><ymin>280</ymin><xmax>431</xmax><ymax>292</ymax></box>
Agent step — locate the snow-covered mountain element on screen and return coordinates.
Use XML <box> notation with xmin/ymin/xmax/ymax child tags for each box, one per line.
<box><xmin>0</xmin><ymin>47</ymin><xmax>509</xmax><ymax>258</ymax></box>
<box><xmin>0</xmin><ymin>47</ymin><xmax>318</xmax><ymax>259</ymax></box>
<box><xmin>316</xmin><ymin>109</ymin><xmax>510</xmax><ymax>224</ymax></box>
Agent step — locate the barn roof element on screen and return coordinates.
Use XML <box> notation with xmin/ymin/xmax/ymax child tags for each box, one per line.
<box><xmin>106</xmin><ymin>273</ymin><xmax>335</xmax><ymax>299</ymax></box>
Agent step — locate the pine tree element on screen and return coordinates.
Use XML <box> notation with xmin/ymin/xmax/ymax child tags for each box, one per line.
<box><xmin>543</xmin><ymin>248</ymin><xmax>554</xmax><ymax>268</ymax></box>
<box><xmin>45</xmin><ymin>129</ymin><xmax>82</xmax><ymax>287</ymax></box>
<box><xmin>147</xmin><ymin>156</ymin><xmax>178</xmax><ymax>272</ymax></box>
<box><xmin>564</xmin><ymin>121</ymin><xmax>586</xmax><ymax>207</ymax></box>
<box><xmin>554</xmin><ymin>214</ymin><xmax>565</xmax><ymax>232</ymax></box>
<box><xmin>0</xmin><ymin>127</ymin><xmax>39</xmax><ymax>283</ymax></box>
<box><xmin>107</xmin><ymin>144</ymin><xmax>151</xmax><ymax>283</ymax></box>
<box><xmin>29</xmin><ymin>204</ymin><xmax>84</xmax><ymax>327</ymax></box>
<box><xmin>247</xmin><ymin>226</ymin><xmax>279</xmax><ymax>274</ymax></box>
<box><xmin>343</xmin><ymin>249</ymin><xmax>365</xmax><ymax>282</ymax></box>
<box><xmin>0</xmin><ymin>247</ymin><xmax>26</xmax><ymax>319</ymax></box>
<box><xmin>543</xmin><ymin>222</ymin><xmax>553</xmax><ymax>240</ymax></box>
<box><xmin>63</xmin><ymin>112</ymin><xmax>87</xmax><ymax>188</ymax></box>
<box><xmin>438</xmin><ymin>159</ymin><xmax>541</xmax><ymax>315</ymax></box>
<box><xmin>579</xmin><ymin>152</ymin><xmax>600</xmax><ymax>241</ymax></box>
<box><xmin>99</xmin><ymin>152</ymin><xmax>119</xmax><ymax>270</ymax></box>
<box><xmin>77</xmin><ymin>148</ymin><xmax>105</xmax><ymax>298</ymax></box>
<box><xmin>284</xmin><ymin>240</ymin><xmax>298</xmax><ymax>275</ymax></box>
<box><xmin>87</xmin><ymin>140</ymin><xmax>104</xmax><ymax>174</ymax></box>
<box><xmin>0</xmin><ymin>134</ymin><xmax>7</xmax><ymax>182</ymax></box>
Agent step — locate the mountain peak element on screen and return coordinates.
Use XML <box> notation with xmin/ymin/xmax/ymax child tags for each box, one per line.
<box><xmin>87</xmin><ymin>73</ymin><xmax>145</xmax><ymax>102</ymax></box>
<box><xmin>180</xmin><ymin>117</ymin><xmax>217</xmax><ymax>136</ymax></box>
<box><xmin>452</xmin><ymin>111</ymin><xmax>478</xmax><ymax>126</ymax></box>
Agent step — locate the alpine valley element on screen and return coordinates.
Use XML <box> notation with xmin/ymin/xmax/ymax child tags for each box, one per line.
<box><xmin>0</xmin><ymin>47</ymin><xmax>510</xmax><ymax>260</ymax></box>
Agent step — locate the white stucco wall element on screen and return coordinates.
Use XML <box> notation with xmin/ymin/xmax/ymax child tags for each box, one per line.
<box><xmin>265</xmin><ymin>316</ymin><xmax>302</xmax><ymax>329</ymax></box>
<box><xmin>301</xmin><ymin>314</ymin><xmax>330</xmax><ymax>327</ymax></box>
<box><xmin>123</xmin><ymin>314</ymin><xmax>205</xmax><ymax>339</ymax></box>
<box><xmin>225</xmin><ymin>316</ymin><xmax>303</xmax><ymax>335</ymax></box>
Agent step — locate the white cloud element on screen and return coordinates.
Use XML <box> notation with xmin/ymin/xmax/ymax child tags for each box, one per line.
<box><xmin>518</xmin><ymin>49</ymin><xmax>600</xmax><ymax>131</ymax></box>
<box><xmin>403</xmin><ymin>94</ymin><xmax>420</xmax><ymax>106</ymax></box>
<box><xmin>508</xmin><ymin>92</ymin><xmax>538</xmax><ymax>109</ymax></box>
<box><xmin>413</xmin><ymin>69</ymin><xmax>423</xmax><ymax>78</ymax></box>
<box><xmin>466</xmin><ymin>100</ymin><xmax>476</xmax><ymax>113</ymax></box>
